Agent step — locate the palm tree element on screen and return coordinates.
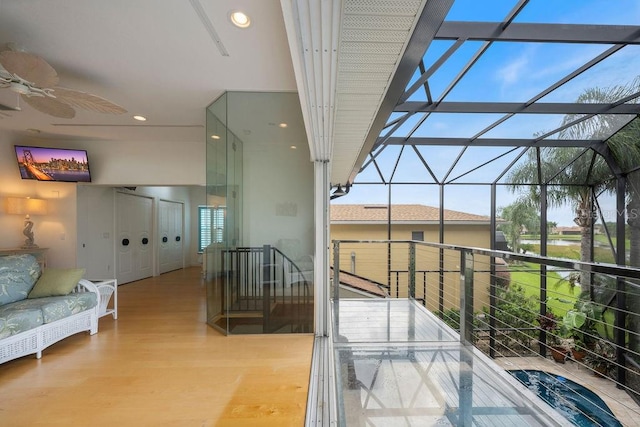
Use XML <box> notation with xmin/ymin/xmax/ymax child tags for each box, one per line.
<box><xmin>606</xmin><ymin>118</ymin><xmax>640</xmax><ymax>265</ymax></box>
<box><xmin>507</xmin><ymin>145</ymin><xmax>613</xmax><ymax>289</ymax></box>
<box><xmin>604</xmin><ymin>118</ymin><xmax>640</xmax><ymax>356</ymax></box>
<box><xmin>508</xmin><ymin>77</ymin><xmax>640</xmax><ymax>355</ymax></box>
<box><xmin>557</xmin><ymin>80</ymin><xmax>640</xmax><ymax>356</ymax></box>
<box><xmin>558</xmin><ymin>80</ymin><xmax>640</xmax><ymax>263</ymax></box>
<box><xmin>498</xmin><ymin>199</ymin><xmax>540</xmax><ymax>253</ymax></box>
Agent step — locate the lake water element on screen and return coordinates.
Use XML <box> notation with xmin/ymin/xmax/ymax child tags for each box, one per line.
<box><xmin>521</xmin><ymin>238</ymin><xmax>608</xmax><ymax>248</ymax></box>
<box><xmin>521</xmin><ymin>238</ymin><xmax>582</xmax><ymax>246</ymax></box>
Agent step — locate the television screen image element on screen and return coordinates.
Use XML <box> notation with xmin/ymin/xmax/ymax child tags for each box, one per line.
<box><xmin>14</xmin><ymin>145</ymin><xmax>92</xmax><ymax>182</ymax></box>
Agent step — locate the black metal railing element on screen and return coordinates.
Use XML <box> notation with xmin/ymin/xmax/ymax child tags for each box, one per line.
<box><xmin>221</xmin><ymin>245</ymin><xmax>312</xmax><ymax>333</ymax></box>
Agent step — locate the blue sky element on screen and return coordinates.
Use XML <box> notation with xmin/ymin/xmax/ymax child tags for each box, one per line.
<box><xmin>334</xmin><ymin>0</ymin><xmax>639</xmax><ymax>227</ymax></box>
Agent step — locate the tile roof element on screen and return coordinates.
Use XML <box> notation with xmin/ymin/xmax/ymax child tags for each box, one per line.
<box><xmin>331</xmin><ymin>267</ymin><xmax>388</xmax><ymax>298</ymax></box>
<box><xmin>330</xmin><ymin>204</ymin><xmax>491</xmax><ymax>223</ymax></box>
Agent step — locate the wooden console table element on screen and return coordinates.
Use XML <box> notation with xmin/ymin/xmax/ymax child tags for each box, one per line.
<box><xmin>0</xmin><ymin>247</ymin><xmax>49</xmax><ymax>270</ymax></box>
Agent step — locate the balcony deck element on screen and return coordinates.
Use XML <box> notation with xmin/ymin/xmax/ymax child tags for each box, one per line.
<box><xmin>332</xmin><ymin>299</ymin><xmax>571</xmax><ymax>426</ymax></box>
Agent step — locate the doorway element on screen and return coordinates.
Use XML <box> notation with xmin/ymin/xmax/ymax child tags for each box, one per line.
<box><xmin>158</xmin><ymin>199</ymin><xmax>184</xmax><ymax>274</ymax></box>
<box><xmin>116</xmin><ymin>192</ymin><xmax>153</xmax><ymax>284</ymax></box>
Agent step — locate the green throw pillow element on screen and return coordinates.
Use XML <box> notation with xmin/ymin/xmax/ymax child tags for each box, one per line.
<box><xmin>28</xmin><ymin>268</ymin><xmax>85</xmax><ymax>298</ymax></box>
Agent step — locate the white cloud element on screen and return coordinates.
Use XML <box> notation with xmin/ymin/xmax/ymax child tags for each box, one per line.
<box><xmin>431</xmin><ymin>121</ymin><xmax>449</xmax><ymax>131</ymax></box>
<box><xmin>496</xmin><ymin>54</ymin><xmax>529</xmax><ymax>87</ymax></box>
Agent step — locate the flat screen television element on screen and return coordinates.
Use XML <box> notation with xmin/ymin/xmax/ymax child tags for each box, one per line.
<box><xmin>14</xmin><ymin>145</ymin><xmax>92</xmax><ymax>182</ymax></box>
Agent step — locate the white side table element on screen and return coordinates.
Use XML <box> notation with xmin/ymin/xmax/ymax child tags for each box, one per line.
<box><xmin>91</xmin><ymin>279</ymin><xmax>118</xmax><ymax>319</ymax></box>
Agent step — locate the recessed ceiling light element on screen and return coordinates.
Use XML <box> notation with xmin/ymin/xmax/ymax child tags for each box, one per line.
<box><xmin>279</xmin><ymin>123</ymin><xmax>288</xmax><ymax>128</ymax></box>
<box><xmin>26</xmin><ymin>128</ymin><xmax>41</xmax><ymax>134</ymax></box>
<box><xmin>290</xmin><ymin>145</ymin><xmax>297</xmax><ymax>149</ymax></box>
<box><xmin>211</xmin><ymin>134</ymin><xmax>221</xmax><ymax>140</ymax></box>
<box><xmin>230</xmin><ymin>11</ymin><xmax>251</xmax><ymax>28</ymax></box>
<box><xmin>133</xmin><ymin>115</ymin><xmax>147</xmax><ymax>121</ymax></box>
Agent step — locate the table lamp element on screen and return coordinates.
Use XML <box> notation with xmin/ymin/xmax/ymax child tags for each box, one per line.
<box><xmin>5</xmin><ymin>197</ymin><xmax>48</xmax><ymax>248</ymax></box>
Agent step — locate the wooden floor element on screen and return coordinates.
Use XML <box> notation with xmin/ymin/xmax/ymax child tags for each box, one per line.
<box><xmin>0</xmin><ymin>267</ymin><xmax>314</xmax><ymax>426</ymax></box>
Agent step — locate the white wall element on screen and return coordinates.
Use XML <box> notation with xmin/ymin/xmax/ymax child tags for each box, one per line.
<box><xmin>1</xmin><ymin>117</ymin><xmax>315</xmax><ymax>271</ymax></box>
<box><xmin>0</xmin><ymin>137</ymin><xmax>80</xmax><ymax>267</ymax></box>
<box><xmin>244</xmin><ymin>140</ymin><xmax>314</xmax><ymax>256</ymax></box>
<box><xmin>67</xmin><ymin>138</ymin><xmax>205</xmax><ymax>186</ymax></box>
<box><xmin>0</xmin><ymin>131</ymin><xmax>205</xmax><ymax>269</ymax></box>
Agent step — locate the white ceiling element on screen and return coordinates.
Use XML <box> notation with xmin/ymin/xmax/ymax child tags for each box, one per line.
<box><xmin>0</xmin><ymin>0</ymin><xmax>427</xmax><ymax>187</ymax></box>
<box><xmin>0</xmin><ymin>0</ymin><xmax>297</xmax><ymax>144</ymax></box>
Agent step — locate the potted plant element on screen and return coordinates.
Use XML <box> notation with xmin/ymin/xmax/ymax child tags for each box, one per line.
<box><xmin>562</xmin><ymin>298</ymin><xmax>600</xmax><ymax>361</ymax></box>
<box><xmin>585</xmin><ymin>339</ymin><xmax>616</xmax><ymax>377</ymax></box>
<box><xmin>538</xmin><ymin>310</ymin><xmax>569</xmax><ymax>363</ymax></box>
<box><xmin>570</xmin><ymin>338</ymin><xmax>588</xmax><ymax>361</ymax></box>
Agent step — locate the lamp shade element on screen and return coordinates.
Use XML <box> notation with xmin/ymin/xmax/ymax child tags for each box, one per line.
<box><xmin>6</xmin><ymin>197</ymin><xmax>48</xmax><ymax>216</ymax></box>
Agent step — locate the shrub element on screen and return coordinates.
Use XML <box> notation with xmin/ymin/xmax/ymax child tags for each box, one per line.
<box><xmin>486</xmin><ymin>284</ymin><xmax>538</xmax><ymax>350</ymax></box>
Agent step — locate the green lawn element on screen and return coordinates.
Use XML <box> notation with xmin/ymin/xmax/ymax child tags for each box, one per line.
<box><xmin>514</xmin><ymin>235</ymin><xmax>625</xmax><ymax>338</ymax></box>
<box><xmin>521</xmin><ymin>233</ymin><xmax>630</xmax><ymax>250</ymax></box>
<box><xmin>521</xmin><ymin>243</ymin><xmax>615</xmax><ymax>264</ymax></box>
<box><xmin>508</xmin><ymin>262</ymin><xmax>579</xmax><ymax>317</ymax></box>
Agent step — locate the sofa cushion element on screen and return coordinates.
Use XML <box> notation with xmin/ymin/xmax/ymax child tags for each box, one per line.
<box><xmin>0</xmin><ymin>254</ymin><xmax>41</xmax><ymax>306</ymax></box>
<box><xmin>0</xmin><ymin>302</ymin><xmax>44</xmax><ymax>339</ymax></box>
<box><xmin>38</xmin><ymin>293</ymin><xmax>98</xmax><ymax>323</ymax></box>
<box><xmin>28</xmin><ymin>268</ymin><xmax>85</xmax><ymax>298</ymax></box>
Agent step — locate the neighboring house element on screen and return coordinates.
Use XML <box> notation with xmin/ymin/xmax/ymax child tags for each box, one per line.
<box><xmin>552</xmin><ymin>226</ymin><xmax>582</xmax><ymax>236</ymax></box>
<box><xmin>330</xmin><ymin>204</ymin><xmax>497</xmax><ymax>311</ymax></box>
<box><xmin>331</xmin><ymin>204</ymin><xmax>494</xmax><ymax>244</ymax></box>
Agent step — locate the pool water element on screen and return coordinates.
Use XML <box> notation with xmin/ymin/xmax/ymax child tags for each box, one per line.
<box><xmin>509</xmin><ymin>369</ymin><xmax>622</xmax><ymax>427</ymax></box>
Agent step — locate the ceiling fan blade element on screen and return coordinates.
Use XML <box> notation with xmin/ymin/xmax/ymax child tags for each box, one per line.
<box><xmin>0</xmin><ymin>51</ymin><xmax>59</xmax><ymax>88</ymax></box>
<box><xmin>53</xmin><ymin>87</ymin><xmax>127</xmax><ymax>114</ymax></box>
<box><xmin>0</xmin><ymin>65</ymin><xmax>11</xmax><ymax>80</ymax></box>
<box><xmin>22</xmin><ymin>94</ymin><xmax>75</xmax><ymax>119</ymax></box>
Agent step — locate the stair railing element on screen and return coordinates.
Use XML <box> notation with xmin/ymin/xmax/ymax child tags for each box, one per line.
<box><xmin>221</xmin><ymin>244</ymin><xmax>312</xmax><ymax>333</ymax></box>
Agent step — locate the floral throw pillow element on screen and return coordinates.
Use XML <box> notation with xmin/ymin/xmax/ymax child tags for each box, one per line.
<box><xmin>0</xmin><ymin>255</ymin><xmax>41</xmax><ymax>305</ymax></box>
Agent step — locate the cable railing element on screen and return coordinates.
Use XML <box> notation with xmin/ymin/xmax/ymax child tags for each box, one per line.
<box><xmin>332</xmin><ymin>239</ymin><xmax>640</xmax><ymax>424</ymax></box>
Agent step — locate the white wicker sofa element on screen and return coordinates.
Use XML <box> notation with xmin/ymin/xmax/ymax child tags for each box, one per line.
<box><xmin>0</xmin><ymin>254</ymin><xmax>99</xmax><ymax>365</ymax></box>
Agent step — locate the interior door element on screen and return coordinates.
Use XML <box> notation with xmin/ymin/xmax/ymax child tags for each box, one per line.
<box><xmin>159</xmin><ymin>199</ymin><xmax>184</xmax><ymax>274</ymax></box>
<box><xmin>116</xmin><ymin>192</ymin><xmax>153</xmax><ymax>284</ymax></box>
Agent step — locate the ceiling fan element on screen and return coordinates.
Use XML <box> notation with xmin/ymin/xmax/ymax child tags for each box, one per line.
<box><xmin>0</xmin><ymin>50</ymin><xmax>126</xmax><ymax>119</ymax></box>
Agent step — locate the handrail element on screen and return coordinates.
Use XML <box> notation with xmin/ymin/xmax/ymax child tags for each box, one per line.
<box><xmin>334</xmin><ymin>239</ymin><xmax>640</xmax><ymax>280</ymax></box>
<box><xmin>221</xmin><ymin>245</ymin><xmax>312</xmax><ymax>333</ymax></box>
<box><xmin>272</xmin><ymin>246</ymin><xmax>312</xmax><ymax>284</ymax></box>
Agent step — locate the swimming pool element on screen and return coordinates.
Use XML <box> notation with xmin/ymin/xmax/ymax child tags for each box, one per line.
<box><xmin>509</xmin><ymin>369</ymin><xmax>622</xmax><ymax>427</ymax></box>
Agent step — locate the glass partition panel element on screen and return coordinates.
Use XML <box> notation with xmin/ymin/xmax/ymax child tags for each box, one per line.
<box><xmin>205</xmin><ymin>93</ymin><xmax>227</xmax><ymax>333</ymax></box>
<box><xmin>205</xmin><ymin>91</ymin><xmax>314</xmax><ymax>335</ymax></box>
